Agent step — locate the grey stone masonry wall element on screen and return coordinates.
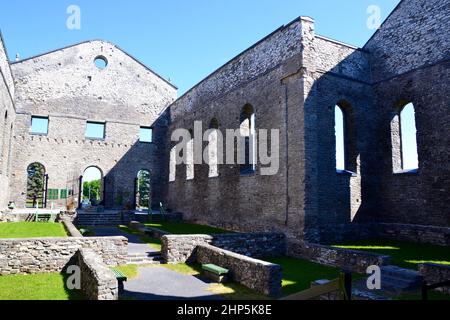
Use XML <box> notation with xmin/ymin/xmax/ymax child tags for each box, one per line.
<box><xmin>162</xmin><ymin>233</ymin><xmax>286</xmax><ymax>264</ymax></box>
<box><xmin>0</xmin><ymin>33</ymin><xmax>16</xmax><ymax>211</ymax></box>
<box><xmin>162</xmin><ymin>235</ymin><xmax>211</xmax><ymax>264</ymax></box>
<box><xmin>60</xmin><ymin>215</ymin><xmax>83</xmax><ymax>237</ymax></box>
<box><xmin>76</xmin><ymin>248</ymin><xmax>119</xmax><ymax>300</ymax></box>
<box><xmin>197</xmin><ymin>244</ymin><xmax>282</xmax><ymax>297</ymax></box>
<box><xmin>377</xmin><ymin>223</ymin><xmax>450</xmax><ymax>246</ymax></box>
<box><xmin>0</xmin><ymin>236</ymin><xmax>127</xmax><ymax>275</ymax></box>
<box><xmin>288</xmin><ymin>240</ymin><xmax>391</xmax><ymax>274</ymax></box>
<box><xmin>364</xmin><ymin>0</ymin><xmax>449</xmax><ymax>82</ymax></box>
<box><xmin>420</xmin><ymin>263</ymin><xmax>450</xmax><ymax>295</ymax></box>
<box><xmin>8</xmin><ymin>40</ymin><xmax>177</xmax><ymax>210</ymax></box>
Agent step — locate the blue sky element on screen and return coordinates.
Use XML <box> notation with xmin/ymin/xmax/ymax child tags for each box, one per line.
<box><xmin>1</xmin><ymin>0</ymin><xmax>400</xmax><ymax>95</ymax></box>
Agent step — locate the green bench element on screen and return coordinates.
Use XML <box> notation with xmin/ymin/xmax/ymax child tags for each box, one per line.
<box><xmin>111</xmin><ymin>269</ymin><xmax>128</xmax><ymax>294</ymax></box>
<box><xmin>202</xmin><ymin>264</ymin><xmax>229</xmax><ymax>283</ymax></box>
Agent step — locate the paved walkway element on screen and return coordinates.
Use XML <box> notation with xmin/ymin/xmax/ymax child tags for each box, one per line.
<box><xmin>89</xmin><ymin>227</ymin><xmax>158</xmax><ymax>255</ymax></box>
<box><xmin>122</xmin><ymin>266</ymin><xmax>222</xmax><ymax>300</ymax></box>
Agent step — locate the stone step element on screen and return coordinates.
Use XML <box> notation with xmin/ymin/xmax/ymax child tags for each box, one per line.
<box><xmin>126</xmin><ymin>255</ymin><xmax>163</xmax><ymax>265</ymax></box>
<box><xmin>381</xmin><ymin>266</ymin><xmax>423</xmax><ymax>281</ymax></box>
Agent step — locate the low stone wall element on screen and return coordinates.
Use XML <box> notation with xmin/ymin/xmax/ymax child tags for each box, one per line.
<box><xmin>162</xmin><ymin>235</ymin><xmax>212</xmax><ymax>264</ymax></box>
<box><xmin>196</xmin><ymin>244</ymin><xmax>282</xmax><ymax>297</ymax></box>
<box><xmin>0</xmin><ymin>236</ymin><xmax>128</xmax><ymax>275</ymax></box>
<box><xmin>60</xmin><ymin>216</ymin><xmax>83</xmax><ymax>237</ymax></box>
<box><xmin>76</xmin><ymin>248</ymin><xmax>118</xmax><ymax>300</ymax></box>
<box><xmin>213</xmin><ymin>233</ymin><xmax>286</xmax><ymax>258</ymax></box>
<box><xmin>162</xmin><ymin>233</ymin><xmax>286</xmax><ymax>264</ymax></box>
<box><xmin>377</xmin><ymin>223</ymin><xmax>450</xmax><ymax>247</ymax></box>
<box><xmin>420</xmin><ymin>263</ymin><xmax>450</xmax><ymax>295</ymax></box>
<box><xmin>288</xmin><ymin>241</ymin><xmax>391</xmax><ymax>273</ymax></box>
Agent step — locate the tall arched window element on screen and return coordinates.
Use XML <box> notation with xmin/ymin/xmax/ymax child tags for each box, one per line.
<box><xmin>335</xmin><ymin>105</ymin><xmax>346</xmax><ymax>171</ymax></box>
<box><xmin>186</xmin><ymin>129</ymin><xmax>194</xmax><ymax>180</ymax></box>
<box><xmin>391</xmin><ymin>102</ymin><xmax>419</xmax><ymax>172</ymax></box>
<box><xmin>26</xmin><ymin>163</ymin><xmax>46</xmax><ymax>208</ymax></box>
<box><xmin>81</xmin><ymin>166</ymin><xmax>103</xmax><ymax>207</ymax></box>
<box><xmin>136</xmin><ymin>170</ymin><xmax>151</xmax><ymax>211</ymax></box>
<box><xmin>169</xmin><ymin>146</ymin><xmax>177</xmax><ymax>182</ymax></box>
<box><xmin>240</xmin><ymin>104</ymin><xmax>256</xmax><ymax>174</ymax></box>
<box><xmin>208</xmin><ymin>118</ymin><xmax>220</xmax><ymax>178</ymax></box>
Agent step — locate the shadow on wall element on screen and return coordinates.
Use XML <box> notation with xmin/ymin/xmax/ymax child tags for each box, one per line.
<box><xmin>302</xmin><ymin>48</ymin><xmax>383</xmax><ymax>243</ymax></box>
<box><xmin>75</xmin><ymin>109</ymin><xmax>170</xmax><ymax>211</ymax></box>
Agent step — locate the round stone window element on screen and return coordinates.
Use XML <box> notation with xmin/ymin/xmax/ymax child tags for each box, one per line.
<box><xmin>94</xmin><ymin>56</ymin><xmax>108</xmax><ymax>70</ymax></box>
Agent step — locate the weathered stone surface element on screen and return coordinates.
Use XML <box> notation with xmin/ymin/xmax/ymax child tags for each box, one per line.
<box><xmin>288</xmin><ymin>240</ymin><xmax>391</xmax><ymax>274</ymax></box>
<box><xmin>420</xmin><ymin>263</ymin><xmax>450</xmax><ymax>295</ymax></box>
<box><xmin>197</xmin><ymin>244</ymin><xmax>282</xmax><ymax>297</ymax></box>
<box><xmin>77</xmin><ymin>248</ymin><xmax>118</xmax><ymax>300</ymax></box>
<box><xmin>0</xmin><ymin>236</ymin><xmax>128</xmax><ymax>275</ymax></box>
<box><xmin>162</xmin><ymin>232</ymin><xmax>286</xmax><ymax>264</ymax></box>
<box><xmin>4</xmin><ymin>40</ymin><xmax>177</xmax><ymax>211</ymax></box>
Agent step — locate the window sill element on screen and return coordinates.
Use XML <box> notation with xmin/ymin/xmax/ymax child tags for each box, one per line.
<box><xmin>240</xmin><ymin>171</ymin><xmax>256</xmax><ymax>177</ymax></box>
<box><xmin>86</xmin><ymin>137</ymin><xmax>106</xmax><ymax>141</ymax></box>
<box><xmin>393</xmin><ymin>169</ymin><xmax>419</xmax><ymax>175</ymax></box>
<box><xmin>336</xmin><ymin>169</ymin><xmax>357</xmax><ymax>177</ymax></box>
<box><xmin>30</xmin><ymin>132</ymin><xmax>48</xmax><ymax>136</ymax></box>
<box><xmin>139</xmin><ymin>141</ymin><xmax>153</xmax><ymax>144</ymax></box>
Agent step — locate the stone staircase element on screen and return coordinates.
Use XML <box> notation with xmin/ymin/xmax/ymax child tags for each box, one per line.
<box><xmin>353</xmin><ymin>265</ymin><xmax>423</xmax><ymax>300</ymax></box>
<box><xmin>127</xmin><ymin>252</ymin><xmax>164</xmax><ymax>265</ymax></box>
<box><xmin>75</xmin><ymin>210</ymin><xmax>133</xmax><ymax>226</ymax></box>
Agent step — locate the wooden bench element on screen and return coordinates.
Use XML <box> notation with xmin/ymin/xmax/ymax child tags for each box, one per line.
<box><xmin>111</xmin><ymin>269</ymin><xmax>128</xmax><ymax>294</ymax></box>
<box><xmin>202</xmin><ymin>264</ymin><xmax>229</xmax><ymax>283</ymax></box>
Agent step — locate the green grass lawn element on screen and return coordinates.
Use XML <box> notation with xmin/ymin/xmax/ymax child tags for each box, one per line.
<box><xmin>0</xmin><ymin>273</ymin><xmax>85</xmax><ymax>300</ymax></box>
<box><xmin>118</xmin><ymin>225</ymin><xmax>162</xmax><ymax>251</ymax></box>
<box><xmin>145</xmin><ymin>221</ymin><xmax>232</xmax><ymax>235</ymax></box>
<box><xmin>0</xmin><ymin>222</ymin><xmax>68</xmax><ymax>239</ymax></box>
<box><xmin>332</xmin><ymin>239</ymin><xmax>450</xmax><ymax>270</ymax></box>
<box><xmin>266</xmin><ymin>257</ymin><xmax>340</xmax><ymax>296</ymax></box>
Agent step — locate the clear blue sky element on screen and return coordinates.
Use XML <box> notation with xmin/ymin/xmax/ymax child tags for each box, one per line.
<box><xmin>1</xmin><ymin>0</ymin><xmax>400</xmax><ymax>95</ymax></box>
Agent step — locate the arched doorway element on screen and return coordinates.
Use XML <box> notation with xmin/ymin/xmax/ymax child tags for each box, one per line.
<box><xmin>26</xmin><ymin>163</ymin><xmax>47</xmax><ymax>208</ymax></box>
<box><xmin>81</xmin><ymin>166</ymin><xmax>103</xmax><ymax>209</ymax></box>
<box><xmin>135</xmin><ymin>170</ymin><xmax>151</xmax><ymax>212</ymax></box>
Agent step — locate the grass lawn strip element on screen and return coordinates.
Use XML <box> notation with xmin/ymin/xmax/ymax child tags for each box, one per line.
<box><xmin>0</xmin><ymin>222</ymin><xmax>68</xmax><ymax>239</ymax></box>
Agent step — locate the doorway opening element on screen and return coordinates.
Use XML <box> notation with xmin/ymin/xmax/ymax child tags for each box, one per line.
<box><xmin>135</xmin><ymin>170</ymin><xmax>151</xmax><ymax>212</ymax></box>
<box><xmin>81</xmin><ymin>166</ymin><xmax>103</xmax><ymax>209</ymax></box>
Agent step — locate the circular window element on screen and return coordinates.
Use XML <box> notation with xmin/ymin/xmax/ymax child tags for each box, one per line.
<box><xmin>94</xmin><ymin>56</ymin><xmax>108</xmax><ymax>70</ymax></box>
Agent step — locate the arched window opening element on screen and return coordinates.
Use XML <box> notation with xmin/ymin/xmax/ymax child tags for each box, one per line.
<box><xmin>392</xmin><ymin>102</ymin><xmax>419</xmax><ymax>172</ymax></box>
<box><xmin>81</xmin><ymin>166</ymin><xmax>103</xmax><ymax>208</ymax></box>
<box><xmin>186</xmin><ymin>129</ymin><xmax>194</xmax><ymax>180</ymax></box>
<box><xmin>334</xmin><ymin>102</ymin><xmax>357</xmax><ymax>173</ymax></box>
<box><xmin>208</xmin><ymin>118</ymin><xmax>220</xmax><ymax>178</ymax></box>
<box><xmin>169</xmin><ymin>146</ymin><xmax>176</xmax><ymax>182</ymax></box>
<box><xmin>240</xmin><ymin>104</ymin><xmax>256</xmax><ymax>174</ymax></box>
<box><xmin>135</xmin><ymin>170</ymin><xmax>151</xmax><ymax>212</ymax></box>
<box><xmin>335</xmin><ymin>105</ymin><xmax>346</xmax><ymax>171</ymax></box>
<box><xmin>26</xmin><ymin>163</ymin><xmax>46</xmax><ymax>208</ymax></box>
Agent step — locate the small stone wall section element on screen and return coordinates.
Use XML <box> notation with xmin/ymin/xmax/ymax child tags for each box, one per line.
<box><xmin>377</xmin><ymin>223</ymin><xmax>450</xmax><ymax>247</ymax></box>
<box><xmin>162</xmin><ymin>233</ymin><xmax>286</xmax><ymax>264</ymax></box>
<box><xmin>0</xmin><ymin>236</ymin><xmax>128</xmax><ymax>275</ymax></box>
<box><xmin>60</xmin><ymin>215</ymin><xmax>83</xmax><ymax>237</ymax></box>
<box><xmin>420</xmin><ymin>263</ymin><xmax>450</xmax><ymax>295</ymax></box>
<box><xmin>76</xmin><ymin>248</ymin><xmax>118</xmax><ymax>300</ymax></box>
<box><xmin>196</xmin><ymin>244</ymin><xmax>282</xmax><ymax>297</ymax></box>
<box><xmin>288</xmin><ymin>241</ymin><xmax>391</xmax><ymax>273</ymax></box>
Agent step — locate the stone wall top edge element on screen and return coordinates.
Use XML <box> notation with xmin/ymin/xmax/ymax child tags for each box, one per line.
<box><xmin>198</xmin><ymin>243</ymin><xmax>280</xmax><ymax>267</ymax></box>
<box><xmin>0</xmin><ymin>236</ymin><xmax>128</xmax><ymax>242</ymax></box>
